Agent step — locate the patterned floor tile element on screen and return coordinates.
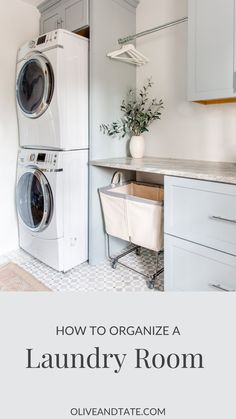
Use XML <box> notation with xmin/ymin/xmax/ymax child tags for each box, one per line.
<box><xmin>4</xmin><ymin>247</ymin><xmax>164</xmax><ymax>292</ymax></box>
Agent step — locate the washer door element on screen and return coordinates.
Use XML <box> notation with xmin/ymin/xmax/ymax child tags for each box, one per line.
<box><xmin>16</xmin><ymin>53</ymin><xmax>54</xmax><ymax>119</ymax></box>
<box><xmin>16</xmin><ymin>168</ymin><xmax>53</xmax><ymax>232</ymax></box>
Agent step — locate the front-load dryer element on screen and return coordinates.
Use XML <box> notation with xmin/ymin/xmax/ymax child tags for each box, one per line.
<box><xmin>16</xmin><ymin>148</ymin><xmax>88</xmax><ymax>271</ymax></box>
<box><xmin>16</xmin><ymin>29</ymin><xmax>88</xmax><ymax>150</ymax></box>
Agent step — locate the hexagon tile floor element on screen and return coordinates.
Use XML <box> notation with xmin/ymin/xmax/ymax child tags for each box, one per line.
<box><xmin>1</xmin><ymin>248</ymin><xmax>164</xmax><ymax>292</ymax></box>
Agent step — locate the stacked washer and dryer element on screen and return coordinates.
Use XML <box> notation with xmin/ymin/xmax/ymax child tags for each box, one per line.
<box><xmin>15</xmin><ymin>30</ymin><xmax>89</xmax><ymax>272</ymax></box>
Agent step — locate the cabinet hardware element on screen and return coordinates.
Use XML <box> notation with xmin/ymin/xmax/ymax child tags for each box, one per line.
<box><xmin>209</xmin><ymin>215</ymin><xmax>236</xmax><ymax>224</ymax></box>
<box><xmin>56</xmin><ymin>18</ymin><xmax>63</xmax><ymax>28</ymax></box>
<box><xmin>209</xmin><ymin>283</ymin><xmax>236</xmax><ymax>292</ymax></box>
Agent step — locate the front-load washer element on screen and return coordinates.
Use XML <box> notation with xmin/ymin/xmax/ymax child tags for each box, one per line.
<box><xmin>16</xmin><ymin>29</ymin><xmax>88</xmax><ymax>150</ymax></box>
<box><xmin>16</xmin><ymin>148</ymin><xmax>88</xmax><ymax>271</ymax></box>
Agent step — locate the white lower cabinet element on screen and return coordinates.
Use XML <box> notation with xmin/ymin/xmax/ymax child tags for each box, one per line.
<box><xmin>165</xmin><ymin>235</ymin><xmax>236</xmax><ymax>292</ymax></box>
<box><xmin>164</xmin><ymin>175</ymin><xmax>236</xmax><ymax>291</ymax></box>
<box><xmin>165</xmin><ymin>176</ymin><xmax>236</xmax><ymax>256</ymax></box>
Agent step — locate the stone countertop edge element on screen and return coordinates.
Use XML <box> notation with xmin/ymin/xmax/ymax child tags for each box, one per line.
<box><xmin>90</xmin><ymin>157</ymin><xmax>236</xmax><ymax>185</ymax></box>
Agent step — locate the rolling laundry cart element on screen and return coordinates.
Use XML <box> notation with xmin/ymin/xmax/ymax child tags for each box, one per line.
<box><xmin>99</xmin><ymin>172</ymin><xmax>164</xmax><ymax>289</ymax></box>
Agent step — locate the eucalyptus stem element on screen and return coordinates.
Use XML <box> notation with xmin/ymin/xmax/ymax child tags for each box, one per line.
<box><xmin>100</xmin><ymin>78</ymin><xmax>164</xmax><ymax>138</ymax></box>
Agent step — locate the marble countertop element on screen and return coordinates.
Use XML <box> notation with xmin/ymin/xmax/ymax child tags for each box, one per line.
<box><xmin>91</xmin><ymin>157</ymin><xmax>236</xmax><ymax>184</ymax></box>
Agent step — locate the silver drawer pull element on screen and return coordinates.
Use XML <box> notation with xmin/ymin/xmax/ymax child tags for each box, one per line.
<box><xmin>209</xmin><ymin>283</ymin><xmax>236</xmax><ymax>292</ymax></box>
<box><xmin>209</xmin><ymin>215</ymin><xmax>236</xmax><ymax>224</ymax></box>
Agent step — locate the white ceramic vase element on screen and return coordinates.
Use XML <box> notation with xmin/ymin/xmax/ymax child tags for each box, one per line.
<box><xmin>129</xmin><ymin>135</ymin><xmax>145</xmax><ymax>159</ymax></box>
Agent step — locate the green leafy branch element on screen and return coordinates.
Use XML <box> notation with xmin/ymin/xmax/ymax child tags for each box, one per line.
<box><xmin>100</xmin><ymin>78</ymin><xmax>164</xmax><ymax>138</ymax></box>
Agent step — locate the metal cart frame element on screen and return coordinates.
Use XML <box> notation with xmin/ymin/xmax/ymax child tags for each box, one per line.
<box><xmin>100</xmin><ymin>172</ymin><xmax>164</xmax><ymax>289</ymax></box>
<box><xmin>106</xmin><ymin>234</ymin><xmax>164</xmax><ymax>290</ymax></box>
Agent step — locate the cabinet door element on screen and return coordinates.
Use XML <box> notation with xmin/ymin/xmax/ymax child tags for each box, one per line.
<box><xmin>165</xmin><ymin>234</ymin><xmax>236</xmax><ymax>291</ymax></box>
<box><xmin>164</xmin><ymin>176</ymin><xmax>236</xmax><ymax>256</ymax></box>
<box><xmin>63</xmin><ymin>0</ymin><xmax>89</xmax><ymax>32</ymax></box>
<box><xmin>188</xmin><ymin>0</ymin><xmax>236</xmax><ymax>101</ymax></box>
<box><xmin>40</xmin><ymin>8</ymin><xmax>63</xmax><ymax>34</ymax></box>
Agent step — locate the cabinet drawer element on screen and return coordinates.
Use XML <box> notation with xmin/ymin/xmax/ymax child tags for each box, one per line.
<box><xmin>165</xmin><ymin>176</ymin><xmax>236</xmax><ymax>256</ymax></box>
<box><xmin>165</xmin><ymin>234</ymin><xmax>236</xmax><ymax>291</ymax></box>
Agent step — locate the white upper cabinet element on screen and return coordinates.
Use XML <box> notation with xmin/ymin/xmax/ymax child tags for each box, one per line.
<box><xmin>64</xmin><ymin>0</ymin><xmax>89</xmax><ymax>32</ymax></box>
<box><xmin>39</xmin><ymin>0</ymin><xmax>89</xmax><ymax>35</ymax></box>
<box><xmin>188</xmin><ymin>0</ymin><xmax>236</xmax><ymax>102</ymax></box>
<box><xmin>40</xmin><ymin>6</ymin><xmax>63</xmax><ymax>33</ymax></box>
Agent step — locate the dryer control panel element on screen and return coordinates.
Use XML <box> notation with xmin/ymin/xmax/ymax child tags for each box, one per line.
<box><xmin>36</xmin><ymin>31</ymin><xmax>58</xmax><ymax>47</ymax></box>
<box><xmin>24</xmin><ymin>32</ymin><xmax>58</xmax><ymax>50</ymax></box>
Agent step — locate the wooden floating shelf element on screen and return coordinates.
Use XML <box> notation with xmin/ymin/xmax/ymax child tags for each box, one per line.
<box><xmin>195</xmin><ymin>98</ymin><xmax>236</xmax><ymax>105</ymax></box>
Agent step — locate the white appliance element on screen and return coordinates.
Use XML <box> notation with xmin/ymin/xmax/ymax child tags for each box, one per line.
<box><xmin>16</xmin><ymin>29</ymin><xmax>88</xmax><ymax>150</ymax></box>
<box><xmin>16</xmin><ymin>148</ymin><xmax>88</xmax><ymax>271</ymax></box>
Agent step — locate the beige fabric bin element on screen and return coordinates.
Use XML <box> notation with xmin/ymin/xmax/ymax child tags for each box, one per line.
<box><xmin>100</xmin><ymin>182</ymin><xmax>164</xmax><ymax>252</ymax></box>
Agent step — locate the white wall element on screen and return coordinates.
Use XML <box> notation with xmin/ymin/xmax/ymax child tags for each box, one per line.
<box><xmin>89</xmin><ymin>0</ymin><xmax>136</xmax><ymax>264</ymax></box>
<box><xmin>0</xmin><ymin>0</ymin><xmax>39</xmax><ymax>255</ymax></box>
<box><xmin>137</xmin><ymin>0</ymin><xmax>236</xmax><ymax>162</ymax></box>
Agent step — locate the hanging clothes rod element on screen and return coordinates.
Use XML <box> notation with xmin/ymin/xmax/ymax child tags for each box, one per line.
<box><xmin>118</xmin><ymin>16</ymin><xmax>188</xmax><ymax>45</ymax></box>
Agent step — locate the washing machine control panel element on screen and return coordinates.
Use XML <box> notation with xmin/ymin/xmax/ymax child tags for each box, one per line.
<box><xmin>19</xmin><ymin>151</ymin><xmax>60</xmax><ymax>171</ymax></box>
<box><xmin>36</xmin><ymin>152</ymin><xmax>58</xmax><ymax>169</ymax></box>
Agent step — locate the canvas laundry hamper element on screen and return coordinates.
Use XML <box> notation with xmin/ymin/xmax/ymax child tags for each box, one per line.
<box><xmin>100</xmin><ymin>182</ymin><xmax>164</xmax><ymax>252</ymax></box>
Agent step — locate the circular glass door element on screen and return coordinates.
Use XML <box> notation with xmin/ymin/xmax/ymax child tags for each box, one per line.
<box><xmin>16</xmin><ymin>54</ymin><xmax>54</xmax><ymax>118</ymax></box>
<box><xmin>16</xmin><ymin>168</ymin><xmax>53</xmax><ymax>232</ymax></box>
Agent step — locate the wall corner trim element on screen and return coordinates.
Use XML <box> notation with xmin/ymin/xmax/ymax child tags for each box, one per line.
<box><xmin>112</xmin><ymin>0</ymin><xmax>140</xmax><ymax>13</ymax></box>
<box><xmin>38</xmin><ymin>0</ymin><xmax>140</xmax><ymax>14</ymax></box>
<box><xmin>38</xmin><ymin>0</ymin><xmax>61</xmax><ymax>13</ymax></box>
<box><xmin>124</xmin><ymin>0</ymin><xmax>140</xmax><ymax>8</ymax></box>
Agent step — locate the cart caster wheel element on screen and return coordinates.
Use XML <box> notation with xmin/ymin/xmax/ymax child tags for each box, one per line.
<box><xmin>147</xmin><ymin>281</ymin><xmax>155</xmax><ymax>289</ymax></box>
<box><xmin>135</xmin><ymin>247</ymin><xmax>141</xmax><ymax>256</ymax></box>
<box><xmin>111</xmin><ymin>260</ymin><xmax>117</xmax><ymax>269</ymax></box>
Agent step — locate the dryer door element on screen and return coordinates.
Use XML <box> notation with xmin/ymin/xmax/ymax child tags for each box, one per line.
<box><xmin>16</xmin><ymin>168</ymin><xmax>53</xmax><ymax>232</ymax></box>
<box><xmin>16</xmin><ymin>53</ymin><xmax>54</xmax><ymax>119</ymax></box>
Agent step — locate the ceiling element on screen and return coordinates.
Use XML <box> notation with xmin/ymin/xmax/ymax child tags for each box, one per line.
<box><xmin>21</xmin><ymin>0</ymin><xmax>42</xmax><ymax>6</ymax></box>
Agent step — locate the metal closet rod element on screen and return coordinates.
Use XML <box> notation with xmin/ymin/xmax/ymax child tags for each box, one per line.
<box><xmin>118</xmin><ymin>16</ymin><xmax>188</xmax><ymax>45</ymax></box>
